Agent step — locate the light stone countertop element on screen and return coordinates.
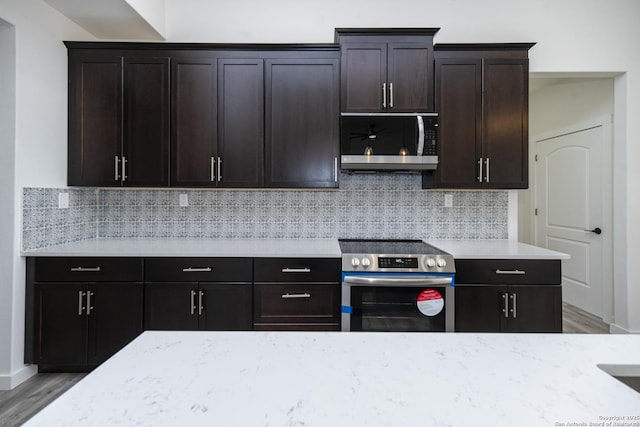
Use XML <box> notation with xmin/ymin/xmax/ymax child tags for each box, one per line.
<box><xmin>426</xmin><ymin>239</ymin><xmax>570</xmax><ymax>260</ymax></box>
<box><xmin>24</xmin><ymin>331</ymin><xmax>640</xmax><ymax>427</ymax></box>
<box><xmin>21</xmin><ymin>238</ymin><xmax>568</xmax><ymax>260</ymax></box>
<box><xmin>20</xmin><ymin>238</ymin><xmax>342</xmax><ymax>258</ymax></box>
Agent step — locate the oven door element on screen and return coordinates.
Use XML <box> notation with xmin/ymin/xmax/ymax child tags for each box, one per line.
<box><xmin>341</xmin><ymin>274</ymin><xmax>454</xmax><ymax>332</ymax></box>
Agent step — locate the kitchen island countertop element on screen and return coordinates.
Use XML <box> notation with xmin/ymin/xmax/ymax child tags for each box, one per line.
<box><xmin>24</xmin><ymin>331</ymin><xmax>640</xmax><ymax>426</ymax></box>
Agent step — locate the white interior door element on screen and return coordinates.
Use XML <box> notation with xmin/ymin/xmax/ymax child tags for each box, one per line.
<box><xmin>534</xmin><ymin>118</ymin><xmax>612</xmax><ymax>320</ymax></box>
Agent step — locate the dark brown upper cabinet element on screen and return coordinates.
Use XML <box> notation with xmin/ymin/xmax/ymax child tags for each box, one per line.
<box><xmin>67</xmin><ymin>47</ymin><xmax>170</xmax><ymax>187</ymax></box>
<box><xmin>423</xmin><ymin>44</ymin><xmax>534</xmax><ymax>189</ymax></box>
<box><xmin>171</xmin><ymin>56</ymin><xmax>264</xmax><ymax>187</ymax></box>
<box><xmin>217</xmin><ymin>58</ymin><xmax>264</xmax><ymax>187</ymax></box>
<box><xmin>265</xmin><ymin>57</ymin><xmax>339</xmax><ymax>188</ymax></box>
<box><xmin>171</xmin><ymin>56</ymin><xmax>217</xmax><ymax>187</ymax></box>
<box><xmin>335</xmin><ymin>29</ymin><xmax>438</xmax><ymax>113</ymax></box>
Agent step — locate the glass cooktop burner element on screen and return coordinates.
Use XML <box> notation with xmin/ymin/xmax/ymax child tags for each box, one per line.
<box><xmin>338</xmin><ymin>239</ymin><xmax>449</xmax><ymax>256</ymax></box>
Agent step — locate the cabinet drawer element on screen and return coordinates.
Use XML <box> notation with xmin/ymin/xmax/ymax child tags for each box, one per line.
<box><xmin>253</xmin><ymin>284</ymin><xmax>340</xmax><ymax>325</ymax></box>
<box><xmin>33</xmin><ymin>257</ymin><xmax>143</xmax><ymax>282</ymax></box>
<box><xmin>145</xmin><ymin>258</ymin><xmax>252</xmax><ymax>282</ymax></box>
<box><xmin>455</xmin><ymin>259</ymin><xmax>561</xmax><ymax>285</ymax></box>
<box><xmin>254</xmin><ymin>258</ymin><xmax>340</xmax><ymax>282</ymax></box>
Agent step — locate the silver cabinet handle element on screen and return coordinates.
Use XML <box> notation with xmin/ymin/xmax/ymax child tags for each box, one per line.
<box><xmin>198</xmin><ymin>291</ymin><xmax>204</xmax><ymax>316</ymax></box>
<box><xmin>510</xmin><ymin>293</ymin><xmax>517</xmax><ymax>318</ymax></box>
<box><xmin>382</xmin><ymin>83</ymin><xmax>387</xmax><ymax>108</ymax></box>
<box><xmin>114</xmin><ymin>156</ymin><xmax>120</xmax><ymax>181</ymax></box>
<box><xmin>344</xmin><ymin>276</ymin><xmax>453</xmax><ymax>286</ymax></box>
<box><xmin>70</xmin><ymin>267</ymin><xmax>101</xmax><ymax>272</ymax></box>
<box><xmin>86</xmin><ymin>291</ymin><xmax>94</xmax><ymax>316</ymax></box>
<box><xmin>217</xmin><ymin>157</ymin><xmax>222</xmax><ymax>182</ymax></box>
<box><xmin>282</xmin><ymin>293</ymin><xmax>311</xmax><ymax>299</ymax></box>
<box><xmin>485</xmin><ymin>157</ymin><xmax>490</xmax><ymax>183</ymax></box>
<box><xmin>334</xmin><ymin>157</ymin><xmax>338</xmax><ymax>182</ymax></box>
<box><xmin>122</xmin><ymin>156</ymin><xmax>128</xmax><ymax>182</ymax></box>
<box><xmin>281</xmin><ymin>268</ymin><xmax>311</xmax><ymax>273</ymax></box>
<box><xmin>478</xmin><ymin>158</ymin><xmax>483</xmax><ymax>182</ymax></box>
<box><xmin>495</xmin><ymin>269</ymin><xmax>526</xmax><ymax>275</ymax></box>
<box><xmin>211</xmin><ymin>157</ymin><xmax>216</xmax><ymax>182</ymax></box>
<box><xmin>389</xmin><ymin>82</ymin><xmax>394</xmax><ymax>108</ymax></box>
<box><xmin>502</xmin><ymin>292</ymin><xmax>509</xmax><ymax>318</ymax></box>
<box><xmin>78</xmin><ymin>291</ymin><xmax>85</xmax><ymax>315</ymax></box>
<box><xmin>182</xmin><ymin>267</ymin><xmax>212</xmax><ymax>272</ymax></box>
<box><xmin>190</xmin><ymin>290</ymin><xmax>196</xmax><ymax>315</ymax></box>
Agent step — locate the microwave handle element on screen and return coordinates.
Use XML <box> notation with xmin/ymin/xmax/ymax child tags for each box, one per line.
<box><xmin>416</xmin><ymin>116</ymin><xmax>425</xmax><ymax>155</ymax></box>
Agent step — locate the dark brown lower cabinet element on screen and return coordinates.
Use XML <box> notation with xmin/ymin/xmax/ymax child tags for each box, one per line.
<box><xmin>26</xmin><ymin>257</ymin><xmax>144</xmax><ymax>371</ymax></box>
<box><xmin>144</xmin><ymin>282</ymin><xmax>252</xmax><ymax>331</ymax></box>
<box><xmin>253</xmin><ymin>257</ymin><xmax>341</xmax><ymax>331</ymax></box>
<box><xmin>455</xmin><ymin>284</ymin><xmax>562</xmax><ymax>332</ymax></box>
<box><xmin>253</xmin><ymin>284</ymin><xmax>340</xmax><ymax>331</ymax></box>
<box><xmin>33</xmin><ymin>282</ymin><xmax>143</xmax><ymax>368</ymax></box>
<box><xmin>454</xmin><ymin>259</ymin><xmax>563</xmax><ymax>333</ymax></box>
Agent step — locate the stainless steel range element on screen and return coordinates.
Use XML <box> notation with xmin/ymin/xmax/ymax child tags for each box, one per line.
<box><xmin>339</xmin><ymin>239</ymin><xmax>455</xmax><ymax>332</ymax></box>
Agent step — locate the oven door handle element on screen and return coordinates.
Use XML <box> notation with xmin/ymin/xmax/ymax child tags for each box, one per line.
<box><xmin>343</xmin><ymin>276</ymin><xmax>452</xmax><ymax>286</ymax></box>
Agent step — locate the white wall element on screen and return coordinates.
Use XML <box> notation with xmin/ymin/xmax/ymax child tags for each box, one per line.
<box><xmin>0</xmin><ymin>0</ymin><xmax>93</xmax><ymax>389</ymax></box>
<box><xmin>0</xmin><ymin>18</ymin><xmax>17</xmax><ymax>386</ymax></box>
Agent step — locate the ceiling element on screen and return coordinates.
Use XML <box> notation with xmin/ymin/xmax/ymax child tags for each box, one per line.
<box><xmin>43</xmin><ymin>0</ymin><xmax>165</xmax><ymax>40</ymax></box>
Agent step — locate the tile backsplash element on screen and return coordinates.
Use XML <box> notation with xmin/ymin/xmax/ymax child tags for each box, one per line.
<box><xmin>22</xmin><ymin>174</ymin><xmax>508</xmax><ymax>251</ymax></box>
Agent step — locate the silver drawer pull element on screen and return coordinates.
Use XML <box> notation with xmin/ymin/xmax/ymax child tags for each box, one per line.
<box><xmin>70</xmin><ymin>267</ymin><xmax>101</xmax><ymax>272</ymax></box>
<box><xmin>495</xmin><ymin>269</ymin><xmax>526</xmax><ymax>275</ymax></box>
<box><xmin>282</xmin><ymin>293</ymin><xmax>311</xmax><ymax>299</ymax></box>
<box><xmin>281</xmin><ymin>268</ymin><xmax>311</xmax><ymax>273</ymax></box>
<box><xmin>182</xmin><ymin>267</ymin><xmax>212</xmax><ymax>272</ymax></box>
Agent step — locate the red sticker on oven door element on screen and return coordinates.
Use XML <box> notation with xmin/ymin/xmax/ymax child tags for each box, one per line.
<box><xmin>416</xmin><ymin>289</ymin><xmax>444</xmax><ymax>316</ymax></box>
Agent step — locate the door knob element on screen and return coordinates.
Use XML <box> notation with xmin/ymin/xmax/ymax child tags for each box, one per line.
<box><xmin>584</xmin><ymin>227</ymin><xmax>602</xmax><ymax>235</ymax></box>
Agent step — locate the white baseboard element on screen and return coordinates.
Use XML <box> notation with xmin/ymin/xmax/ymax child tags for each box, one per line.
<box><xmin>0</xmin><ymin>365</ymin><xmax>37</xmax><ymax>390</ymax></box>
<box><xmin>609</xmin><ymin>323</ymin><xmax>638</xmax><ymax>334</ymax></box>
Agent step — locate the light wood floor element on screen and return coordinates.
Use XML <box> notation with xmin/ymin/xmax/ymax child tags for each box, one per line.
<box><xmin>0</xmin><ymin>304</ymin><xmax>613</xmax><ymax>426</ymax></box>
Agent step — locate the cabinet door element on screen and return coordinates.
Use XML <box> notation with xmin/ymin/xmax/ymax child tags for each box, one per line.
<box><xmin>430</xmin><ymin>58</ymin><xmax>483</xmax><ymax>188</ymax></box>
<box><xmin>199</xmin><ymin>283</ymin><xmax>253</xmax><ymax>331</ymax></box>
<box><xmin>87</xmin><ymin>283</ymin><xmax>143</xmax><ymax>365</ymax></box>
<box><xmin>340</xmin><ymin>43</ymin><xmax>387</xmax><ymax>112</ymax></box>
<box><xmin>144</xmin><ymin>283</ymin><xmax>199</xmax><ymax>330</ymax></box>
<box><xmin>265</xmin><ymin>58</ymin><xmax>339</xmax><ymax>188</ymax></box>
<box><xmin>68</xmin><ymin>54</ymin><xmax>122</xmax><ymax>186</ymax></box>
<box><xmin>34</xmin><ymin>284</ymin><xmax>88</xmax><ymax>365</ymax></box>
<box><xmin>454</xmin><ymin>285</ymin><xmax>507</xmax><ymax>332</ymax></box>
<box><xmin>387</xmin><ymin>43</ymin><xmax>433</xmax><ymax>112</ymax></box>
<box><xmin>506</xmin><ymin>285</ymin><xmax>562</xmax><ymax>333</ymax></box>
<box><xmin>171</xmin><ymin>58</ymin><xmax>218</xmax><ymax>186</ymax></box>
<box><xmin>482</xmin><ymin>58</ymin><xmax>529</xmax><ymax>189</ymax></box>
<box><xmin>123</xmin><ymin>57</ymin><xmax>170</xmax><ymax>187</ymax></box>
<box><xmin>217</xmin><ymin>59</ymin><xmax>264</xmax><ymax>187</ymax></box>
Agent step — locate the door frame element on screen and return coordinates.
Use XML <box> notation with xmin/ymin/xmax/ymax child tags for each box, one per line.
<box><xmin>532</xmin><ymin>115</ymin><xmax>613</xmax><ymax>324</ymax></box>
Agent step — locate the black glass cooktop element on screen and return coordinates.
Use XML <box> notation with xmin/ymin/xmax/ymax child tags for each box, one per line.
<box><xmin>338</xmin><ymin>239</ymin><xmax>449</xmax><ymax>256</ymax></box>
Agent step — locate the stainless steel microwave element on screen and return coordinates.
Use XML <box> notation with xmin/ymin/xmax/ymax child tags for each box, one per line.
<box><xmin>340</xmin><ymin>112</ymin><xmax>438</xmax><ymax>171</ymax></box>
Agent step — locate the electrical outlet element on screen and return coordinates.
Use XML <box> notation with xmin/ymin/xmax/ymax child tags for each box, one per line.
<box><xmin>179</xmin><ymin>193</ymin><xmax>189</xmax><ymax>207</ymax></box>
<box><xmin>444</xmin><ymin>194</ymin><xmax>453</xmax><ymax>208</ymax></box>
<box><xmin>58</xmin><ymin>192</ymin><xmax>69</xmax><ymax>209</ymax></box>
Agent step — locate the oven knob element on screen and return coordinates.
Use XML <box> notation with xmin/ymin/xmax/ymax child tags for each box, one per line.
<box><xmin>351</xmin><ymin>257</ymin><xmax>360</xmax><ymax>267</ymax></box>
<box><xmin>361</xmin><ymin>257</ymin><xmax>371</xmax><ymax>267</ymax></box>
<box><xmin>426</xmin><ymin>257</ymin><xmax>436</xmax><ymax>268</ymax></box>
<box><xmin>437</xmin><ymin>258</ymin><xmax>447</xmax><ymax>268</ymax></box>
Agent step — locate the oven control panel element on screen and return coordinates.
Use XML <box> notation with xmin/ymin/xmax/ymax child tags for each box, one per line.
<box><xmin>342</xmin><ymin>254</ymin><xmax>455</xmax><ymax>273</ymax></box>
<box><xmin>378</xmin><ymin>257</ymin><xmax>419</xmax><ymax>269</ymax></box>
